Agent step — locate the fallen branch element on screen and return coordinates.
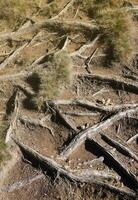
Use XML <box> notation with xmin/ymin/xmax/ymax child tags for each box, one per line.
<box><xmin>100</xmin><ymin>133</ymin><xmax>138</xmax><ymax>162</ymax></box>
<box><xmin>78</xmin><ymin>73</ymin><xmax>138</xmax><ymax>94</ymax></box>
<box><xmin>59</xmin><ymin>106</ymin><xmax>138</xmax><ymax>160</ymax></box>
<box><xmin>12</xmin><ymin>138</ymin><xmax>136</xmax><ymax>198</ymax></box>
<box><xmin>5</xmin><ymin>90</ymin><xmax>20</xmax><ymax>143</ymax></box>
<box><xmin>0</xmin><ymin>43</ymin><xmax>28</xmax><ymax>71</ymax></box>
<box><xmin>127</xmin><ymin>134</ymin><xmax>138</xmax><ymax>144</ymax></box>
<box><xmin>87</xmin><ymin>138</ymin><xmax>138</xmax><ymax>192</ymax></box>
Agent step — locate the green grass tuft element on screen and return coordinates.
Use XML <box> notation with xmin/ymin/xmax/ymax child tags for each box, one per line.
<box><xmin>32</xmin><ymin>50</ymin><xmax>72</xmax><ymax>109</ymax></box>
<box><xmin>80</xmin><ymin>0</ymin><xmax>135</xmax><ymax>65</ymax></box>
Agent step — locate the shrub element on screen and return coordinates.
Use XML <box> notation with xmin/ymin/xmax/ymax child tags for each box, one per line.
<box><xmin>80</xmin><ymin>0</ymin><xmax>135</xmax><ymax>65</ymax></box>
<box><xmin>32</xmin><ymin>50</ymin><xmax>72</xmax><ymax>109</ymax></box>
<box><xmin>99</xmin><ymin>10</ymin><xmax>134</xmax><ymax>65</ymax></box>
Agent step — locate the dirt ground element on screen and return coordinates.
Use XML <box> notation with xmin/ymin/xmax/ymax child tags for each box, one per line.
<box><xmin>0</xmin><ymin>1</ymin><xmax>138</xmax><ymax>200</ymax></box>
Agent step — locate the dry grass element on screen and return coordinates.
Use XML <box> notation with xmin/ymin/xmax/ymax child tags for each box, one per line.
<box><xmin>32</xmin><ymin>50</ymin><xmax>72</xmax><ymax>109</ymax></box>
<box><xmin>0</xmin><ymin>0</ymin><xmax>41</xmax><ymax>29</ymax></box>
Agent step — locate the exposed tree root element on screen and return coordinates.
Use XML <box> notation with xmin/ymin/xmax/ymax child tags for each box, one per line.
<box><xmin>12</xmin><ymin>138</ymin><xmax>136</xmax><ymax>198</ymax></box>
<box><xmin>71</xmin><ymin>169</ymin><xmax>119</xmax><ymax>181</ymax></box>
<box><xmin>0</xmin><ymin>53</ymin><xmax>48</xmax><ymax>81</ymax></box>
<box><xmin>127</xmin><ymin>134</ymin><xmax>138</xmax><ymax>144</ymax></box>
<box><xmin>59</xmin><ymin>106</ymin><xmax>138</xmax><ymax>160</ymax></box>
<box><xmin>85</xmin><ymin>48</ymin><xmax>99</xmax><ymax>73</ymax></box>
<box><xmin>5</xmin><ymin>90</ymin><xmax>20</xmax><ymax>143</ymax></box>
<box><xmin>87</xmin><ymin>138</ymin><xmax>138</xmax><ymax>192</ymax></box>
<box><xmin>51</xmin><ymin>0</ymin><xmax>76</xmax><ymax>20</ymax></box>
<box><xmin>48</xmin><ymin>102</ymin><xmax>77</xmax><ymax>132</ymax></box>
<box><xmin>78</xmin><ymin>74</ymin><xmax>138</xmax><ymax>94</ymax></box>
<box><xmin>52</xmin><ymin>99</ymin><xmax>138</xmax><ymax>113</ymax></box>
<box><xmin>0</xmin><ymin>72</ymin><xmax>29</xmax><ymax>81</ymax></box>
<box><xmin>0</xmin><ymin>20</ymin><xmax>97</xmax><ymax>42</ymax></box>
<box><xmin>82</xmin><ymin>157</ymin><xmax>104</xmax><ymax>166</ymax></box>
<box><xmin>19</xmin><ymin>115</ymin><xmax>54</xmax><ymax>137</ymax></box>
<box><xmin>0</xmin><ymin>43</ymin><xmax>28</xmax><ymax>71</ymax></box>
<box><xmin>0</xmin><ymin>174</ymin><xmax>45</xmax><ymax>193</ymax></box>
<box><xmin>61</xmin><ymin>111</ymin><xmax>99</xmax><ymax>116</ymax></box>
<box><xmin>100</xmin><ymin>133</ymin><xmax>138</xmax><ymax>162</ymax></box>
<box><xmin>70</xmin><ymin>35</ymin><xmax>100</xmax><ymax>57</ymax></box>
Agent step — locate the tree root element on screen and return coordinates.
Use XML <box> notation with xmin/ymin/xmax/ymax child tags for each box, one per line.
<box><xmin>0</xmin><ymin>43</ymin><xmax>28</xmax><ymax>71</ymax></box>
<box><xmin>48</xmin><ymin>102</ymin><xmax>77</xmax><ymax>132</ymax></box>
<box><xmin>52</xmin><ymin>99</ymin><xmax>138</xmax><ymax>113</ymax></box>
<box><xmin>127</xmin><ymin>134</ymin><xmax>138</xmax><ymax>144</ymax></box>
<box><xmin>0</xmin><ymin>53</ymin><xmax>48</xmax><ymax>81</ymax></box>
<box><xmin>61</xmin><ymin>111</ymin><xmax>99</xmax><ymax>116</ymax></box>
<box><xmin>0</xmin><ymin>20</ymin><xmax>97</xmax><ymax>42</ymax></box>
<box><xmin>78</xmin><ymin>73</ymin><xmax>138</xmax><ymax>94</ymax></box>
<box><xmin>12</xmin><ymin>138</ymin><xmax>136</xmax><ymax>198</ymax></box>
<box><xmin>87</xmin><ymin>138</ymin><xmax>138</xmax><ymax>192</ymax></box>
<box><xmin>19</xmin><ymin>115</ymin><xmax>54</xmax><ymax>137</ymax></box>
<box><xmin>100</xmin><ymin>133</ymin><xmax>138</xmax><ymax>162</ymax></box>
<box><xmin>70</xmin><ymin>35</ymin><xmax>100</xmax><ymax>57</ymax></box>
<box><xmin>0</xmin><ymin>174</ymin><xmax>45</xmax><ymax>193</ymax></box>
<box><xmin>5</xmin><ymin>90</ymin><xmax>20</xmax><ymax>143</ymax></box>
<box><xmin>59</xmin><ymin>106</ymin><xmax>138</xmax><ymax>160</ymax></box>
<box><xmin>51</xmin><ymin>0</ymin><xmax>76</xmax><ymax>20</ymax></box>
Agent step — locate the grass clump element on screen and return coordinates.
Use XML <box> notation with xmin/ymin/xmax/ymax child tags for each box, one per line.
<box><xmin>80</xmin><ymin>0</ymin><xmax>135</xmax><ymax>65</ymax></box>
<box><xmin>32</xmin><ymin>50</ymin><xmax>72</xmax><ymax>109</ymax></box>
<box><xmin>0</xmin><ymin>0</ymin><xmax>40</xmax><ymax>29</ymax></box>
<box><xmin>0</xmin><ymin>123</ymin><xmax>9</xmax><ymax>164</ymax></box>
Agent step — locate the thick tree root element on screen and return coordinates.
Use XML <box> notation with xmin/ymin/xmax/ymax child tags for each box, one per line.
<box><xmin>5</xmin><ymin>90</ymin><xmax>20</xmax><ymax>143</ymax></box>
<box><xmin>100</xmin><ymin>133</ymin><xmax>138</xmax><ymax>162</ymax></box>
<box><xmin>0</xmin><ymin>43</ymin><xmax>28</xmax><ymax>71</ymax></box>
<box><xmin>59</xmin><ymin>106</ymin><xmax>138</xmax><ymax>160</ymax></box>
<box><xmin>87</xmin><ymin>138</ymin><xmax>138</xmax><ymax>192</ymax></box>
<box><xmin>12</xmin><ymin>138</ymin><xmax>136</xmax><ymax>198</ymax></box>
<box><xmin>0</xmin><ymin>20</ymin><xmax>97</xmax><ymax>42</ymax></box>
<box><xmin>0</xmin><ymin>174</ymin><xmax>45</xmax><ymax>193</ymax></box>
<box><xmin>52</xmin><ymin>99</ymin><xmax>138</xmax><ymax>113</ymax></box>
<box><xmin>19</xmin><ymin>115</ymin><xmax>54</xmax><ymax>137</ymax></box>
<box><xmin>48</xmin><ymin>102</ymin><xmax>77</xmax><ymax>132</ymax></box>
<box><xmin>70</xmin><ymin>35</ymin><xmax>100</xmax><ymax>57</ymax></box>
<box><xmin>78</xmin><ymin>74</ymin><xmax>138</xmax><ymax>94</ymax></box>
<box><xmin>51</xmin><ymin>0</ymin><xmax>76</xmax><ymax>20</ymax></box>
<box><xmin>127</xmin><ymin>134</ymin><xmax>138</xmax><ymax>144</ymax></box>
<box><xmin>61</xmin><ymin>111</ymin><xmax>99</xmax><ymax>116</ymax></box>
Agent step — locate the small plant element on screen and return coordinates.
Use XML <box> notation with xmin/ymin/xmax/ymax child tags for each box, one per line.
<box><xmin>32</xmin><ymin>50</ymin><xmax>72</xmax><ymax>109</ymax></box>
